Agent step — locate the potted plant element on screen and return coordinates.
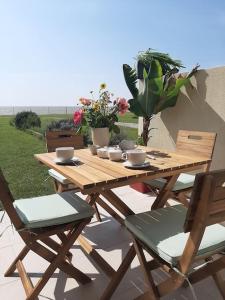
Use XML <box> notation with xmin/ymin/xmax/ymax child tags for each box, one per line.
<box><xmin>73</xmin><ymin>83</ymin><xmax>129</xmax><ymax>147</ymax></box>
<box><xmin>124</xmin><ymin>49</ymin><xmax>199</xmax><ymax>146</ymax></box>
<box><xmin>123</xmin><ymin>49</ymin><xmax>199</xmax><ymax>193</ymax></box>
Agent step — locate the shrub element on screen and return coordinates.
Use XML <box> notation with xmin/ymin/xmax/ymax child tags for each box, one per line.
<box><xmin>46</xmin><ymin>119</ymin><xmax>76</xmax><ymax>131</ymax></box>
<box><xmin>13</xmin><ymin>111</ymin><xmax>41</xmax><ymax>130</ymax></box>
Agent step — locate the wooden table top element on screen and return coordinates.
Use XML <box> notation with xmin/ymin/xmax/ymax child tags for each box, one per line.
<box><xmin>35</xmin><ymin>147</ymin><xmax>210</xmax><ymax>192</ymax></box>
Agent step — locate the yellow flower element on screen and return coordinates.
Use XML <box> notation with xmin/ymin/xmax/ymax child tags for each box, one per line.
<box><xmin>93</xmin><ymin>102</ymin><xmax>100</xmax><ymax>111</ymax></box>
<box><xmin>100</xmin><ymin>83</ymin><xmax>106</xmax><ymax>90</ymax></box>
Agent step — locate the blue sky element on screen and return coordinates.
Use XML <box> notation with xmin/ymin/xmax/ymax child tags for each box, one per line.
<box><xmin>0</xmin><ymin>0</ymin><xmax>225</xmax><ymax>106</ymax></box>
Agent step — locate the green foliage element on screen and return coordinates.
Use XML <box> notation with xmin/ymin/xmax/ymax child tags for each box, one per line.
<box><xmin>46</xmin><ymin>119</ymin><xmax>77</xmax><ymax>131</ymax></box>
<box><xmin>12</xmin><ymin>111</ymin><xmax>41</xmax><ymax>130</ymax></box>
<box><xmin>85</xmin><ymin>107</ymin><xmax>120</xmax><ymax>133</ymax></box>
<box><xmin>123</xmin><ymin>59</ymin><xmax>198</xmax><ymax>118</ymax></box>
<box><xmin>136</xmin><ymin>48</ymin><xmax>183</xmax><ymax>77</ymax></box>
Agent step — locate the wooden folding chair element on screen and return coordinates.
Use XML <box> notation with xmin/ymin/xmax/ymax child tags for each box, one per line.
<box><xmin>144</xmin><ymin>130</ymin><xmax>217</xmax><ymax>207</ymax></box>
<box><xmin>45</xmin><ymin>130</ymin><xmax>84</xmax><ymax>193</ymax></box>
<box><xmin>0</xmin><ymin>169</ymin><xmax>95</xmax><ymax>300</ymax></box>
<box><xmin>45</xmin><ymin>130</ymin><xmax>102</xmax><ymax>222</ymax></box>
<box><xmin>101</xmin><ymin>169</ymin><xmax>225</xmax><ymax>299</ymax></box>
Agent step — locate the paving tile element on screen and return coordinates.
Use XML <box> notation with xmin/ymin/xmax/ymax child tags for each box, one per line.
<box><xmin>0</xmin><ymin>186</ymin><xmax>223</xmax><ymax>299</ymax></box>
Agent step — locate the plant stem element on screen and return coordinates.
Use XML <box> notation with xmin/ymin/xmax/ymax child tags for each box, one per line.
<box><xmin>142</xmin><ymin>116</ymin><xmax>151</xmax><ymax>146</ymax></box>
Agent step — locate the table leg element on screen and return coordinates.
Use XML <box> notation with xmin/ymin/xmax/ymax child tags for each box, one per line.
<box><xmin>101</xmin><ymin>189</ymin><xmax>135</xmax><ymax>217</ymax></box>
<box><xmin>96</xmin><ymin>196</ymin><xmax>124</xmax><ymax>225</ymax></box>
<box><xmin>77</xmin><ymin>235</ymin><xmax>115</xmax><ymax>278</ymax></box>
<box><xmin>77</xmin><ymin>191</ymin><xmax>134</xmax><ymax>278</ymax></box>
<box><xmin>151</xmin><ymin>174</ymin><xmax>179</xmax><ymax>210</ymax></box>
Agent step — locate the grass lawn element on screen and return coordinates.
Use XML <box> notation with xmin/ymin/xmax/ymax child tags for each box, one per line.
<box><xmin>0</xmin><ymin>114</ymin><xmax>138</xmax><ymax>199</ymax></box>
<box><xmin>0</xmin><ymin>116</ymin><xmax>54</xmax><ymax>199</ymax></box>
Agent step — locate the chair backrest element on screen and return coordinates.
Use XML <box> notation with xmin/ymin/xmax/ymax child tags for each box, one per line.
<box><xmin>176</xmin><ymin>130</ymin><xmax>217</xmax><ymax>161</ymax></box>
<box><xmin>45</xmin><ymin>130</ymin><xmax>84</xmax><ymax>152</ymax></box>
<box><xmin>184</xmin><ymin>169</ymin><xmax>225</xmax><ymax>233</ymax></box>
<box><xmin>0</xmin><ymin>169</ymin><xmax>24</xmax><ymax>230</ymax></box>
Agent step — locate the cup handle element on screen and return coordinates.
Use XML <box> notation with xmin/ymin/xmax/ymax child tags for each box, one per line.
<box><xmin>122</xmin><ymin>153</ymin><xmax>127</xmax><ymax>160</ymax></box>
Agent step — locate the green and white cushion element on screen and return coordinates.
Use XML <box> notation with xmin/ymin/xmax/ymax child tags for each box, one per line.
<box><xmin>144</xmin><ymin>173</ymin><xmax>195</xmax><ymax>192</ymax></box>
<box><xmin>125</xmin><ymin>205</ymin><xmax>225</xmax><ymax>266</ymax></box>
<box><xmin>14</xmin><ymin>191</ymin><xmax>94</xmax><ymax>229</ymax></box>
<box><xmin>48</xmin><ymin>169</ymin><xmax>71</xmax><ymax>185</ymax></box>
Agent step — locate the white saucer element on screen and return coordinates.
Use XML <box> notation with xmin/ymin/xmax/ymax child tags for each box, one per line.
<box><xmin>123</xmin><ymin>161</ymin><xmax>150</xmax><ymax>169</ymax></box>
<box><xmin>54</xmin><ymin>156</ymin><xmax>79</xmax><ymax>165</ymax></box>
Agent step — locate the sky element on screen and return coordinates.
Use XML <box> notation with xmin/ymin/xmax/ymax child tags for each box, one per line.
<box><xmin>0</xmin><ymin>0</ymin><xmax>225</xmax><ymax>106</ymax></box>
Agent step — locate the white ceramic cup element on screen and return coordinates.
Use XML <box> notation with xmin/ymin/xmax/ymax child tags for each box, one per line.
<box><xmin>56</xmin><ymin>147</ymin><xmax>74</xmax><ymax>161</ymax></box>
<box><xmin>108</xmin><ymin>149</ymin><xmax>122</xmax><ymax>161</ymax></box>
<box><xmin>122</xmin><ymin>149</ymin><xmax>146</xmax><ymax>165</ymax></box>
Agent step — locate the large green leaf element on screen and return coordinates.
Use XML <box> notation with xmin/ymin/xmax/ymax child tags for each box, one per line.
<box><xmin>128</xmin><ymin>98</ymin><xmax>145</xmax><ymax>117</ymax></box>
<box><xmin>147</xmin><ymin>60</ymin><xmax>163</xmax><ymax>79</ymax></box>
<box><xmin>123</xmin><ymin>64</ymin><xmax>138</xmax><ymax>98</ymax></box>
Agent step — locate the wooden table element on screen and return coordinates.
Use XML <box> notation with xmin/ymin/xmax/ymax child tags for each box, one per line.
<box><xmin>35</xmin><ymin>146</ymin><xmax>210</xmax><ymax>277</ymax></box>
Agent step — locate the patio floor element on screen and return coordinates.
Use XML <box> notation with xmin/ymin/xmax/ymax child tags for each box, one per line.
<box><xmin>0</xmin><ymin>186</ymin><xmax>223</xmax><ymax>300</ymax></box>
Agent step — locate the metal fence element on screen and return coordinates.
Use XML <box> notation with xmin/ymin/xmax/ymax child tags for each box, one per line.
<box><xmin>0</xmin><ymin>106</ymin><xmax>76</xmax><ymax>116</ymax></box>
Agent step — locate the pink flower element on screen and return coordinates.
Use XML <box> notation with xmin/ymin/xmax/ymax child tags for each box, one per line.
<box><xmin>117</xmin><ymin>97</ymin><xmax>129</xmax><ymax>115</ymax></box>
<box><xmin>79</xmin><ymin>98</ymin><xmax>92</xmax><ymax>106</ymax></box>
<box><xmin>73</xmin><ymin>109</ymin><xmax>84</xmax><ymax>125</ymax></box>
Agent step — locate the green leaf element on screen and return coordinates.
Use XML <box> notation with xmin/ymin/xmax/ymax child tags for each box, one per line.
<box><xmin>128</xmin><ymin>98</ymin><xmax>145</xmax><ymax>117</ymax></box>
<box><xmin>147</xmin><ymin>60</ymin><xmax>163</xmax><ymax>79</ymax></box>
<box><xmin>123</xmin><ymin>64</ymin><xmax>138</xmax><ymax>98</ymax></box>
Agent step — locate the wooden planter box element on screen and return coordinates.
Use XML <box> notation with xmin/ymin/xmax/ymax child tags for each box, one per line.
<box><xmin>45</xmin><ymin>130</ymin><xmax>84</xmax><ymax>152</ymax></box>
<box><xmin>130</xmin><ymin>182</ymin><xmax>151</xmax><ymax>193</ymax></box>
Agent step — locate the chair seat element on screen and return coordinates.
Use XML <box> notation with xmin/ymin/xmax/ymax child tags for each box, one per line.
<box><xmin>144</xmin><ymin>173</ymin><xmax>195</xmax><ymax>192</ymax></box>
<box><xmin>48</xmin><ymin>169</ymin><xmax>71</xmax><ymax>185</ymax></box>
<box><xmin>125</xmin><ymin>205</ymin><xmax>225</xmax><ymax>266</ymax></box>
<box><xmin>14</xmin><ymin>192</ymin><xmax>95</xmax><ymax>229</ymax></box>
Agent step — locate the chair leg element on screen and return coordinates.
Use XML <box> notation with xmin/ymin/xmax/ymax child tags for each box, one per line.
<box><xmin>100</xmin><ymin>245</ymin><xmax>136</xmax><ymax>300</ymax></box>
<box><xmin>133</xmin><ymin>240</ymin><xmax>160</xmax><ymax>299</ymax></box>
<box><xmin>41</xmin><ymin>236</ymin><xmax>73</xmax><ymax>262</ymax></box>
<box><xmin>7</xmin><ymin>221</ymin><xmax>92</xmax><ymax>300</ymax></box>
<box><xmin>212</xmin><ymin>271</ymin><xmax>225</xmax><ymax>298</ymax></box>
<box><xmin>5</xmin><ymin>245</ymin><xmax>30</xmax><ymax>276</ymax></box>
<box><xmin>26</xmin><ymin>229</ymin><xmax>91</xmax><ymax>299</ymax></box>
<box><xmin>176</xmin><ymin>191</ymin><xmax>190</xmax><ymax>207</ymax></box>
<box><xmin>93</xmin><ymin>202</ymin><xmax>102</xmax><ymax>222</ymax></box>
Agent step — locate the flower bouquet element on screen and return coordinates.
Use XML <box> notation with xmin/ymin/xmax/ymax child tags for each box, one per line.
<box><xmin>73</xmin><ymin>83</ymin><xmax>129</xmax><ymax>146</ymax></box>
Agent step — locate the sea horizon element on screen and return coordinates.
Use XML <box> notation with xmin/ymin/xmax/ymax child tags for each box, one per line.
<box><xmin>0</xmin><ymin>106</ymin><xmax>78</xmax><ymax>115</ymax></box>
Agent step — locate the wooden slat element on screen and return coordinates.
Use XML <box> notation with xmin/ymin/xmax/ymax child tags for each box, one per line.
<box><xmin>77</xmin><ymin>235</ymin><xmax>115</xmax><ymax>278</ymax></box>
<box><xmin>210</xmin><ymin>200</ymin><xmax>225</xmax><ymax>214</ymax></box>
<box><xmin>16</xmin><ymin>260</ymin><xmax>34</xmax><ymax>297</ymax></box>
<box><xmin>176</xmin><ymin>130</ymin><xmax>216</xmax><ymax>159</ymax></box>
<box><xmin>35</xmin><ymin>146</ymin><xmax>210</xmax><ymax>191</ymax></box>
<box><xmin>101</xmin><ymin>189</ymin><xmax>134</xmax><ymax>216</ymax></box>
<box><xmin>46</xmin><ymin>130</ymin><xmax>84</xmax><ymax>152</ymax></box>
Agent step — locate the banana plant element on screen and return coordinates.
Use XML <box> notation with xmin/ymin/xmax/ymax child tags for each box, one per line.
<box><xmin>123</xmin><ymin>59</ymin><xmax>199</xmax><ymax>145</ymax></box>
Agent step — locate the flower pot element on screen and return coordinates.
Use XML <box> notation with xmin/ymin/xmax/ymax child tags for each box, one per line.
<box><xmin>130</xmin><ymin>182</ymin><xmax>151</xmax><ymax>193</ymax></box>
<box><xmin>91</xmin><ymin>127</ymin><xmax>110</xmax><ymax>147</ymax></box>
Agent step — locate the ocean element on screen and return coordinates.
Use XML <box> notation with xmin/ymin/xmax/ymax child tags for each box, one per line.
<box><xmin>0</xmin><ymin>106</ymin><xmax>76</xmax><ymax>116</ymax></box>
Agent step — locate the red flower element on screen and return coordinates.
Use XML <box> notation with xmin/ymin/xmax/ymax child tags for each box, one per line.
<box><xmin>117</xmin><ymin>97</ymin><xmax>129</xmax><ymax>115</ymax></box>
<box><xmin>73</xmin><ymin>109</ymin><xmax>84</xmax><ymax>125</ymax></box>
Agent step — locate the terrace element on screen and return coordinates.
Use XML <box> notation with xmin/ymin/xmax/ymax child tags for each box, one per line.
<box><xmin>0</xmin><ymin>188</ymin><xmax>223</xmax><ymax>300</ymax></box>
<box><xmin>0</xmin><ymin>103</ymin><xmax>225</xmax><ymax>299</ymax></box>
<box><xmin>1</xmin><ymin>2</ymin><xmax>225</xmax><ymax>296</ymax></box>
